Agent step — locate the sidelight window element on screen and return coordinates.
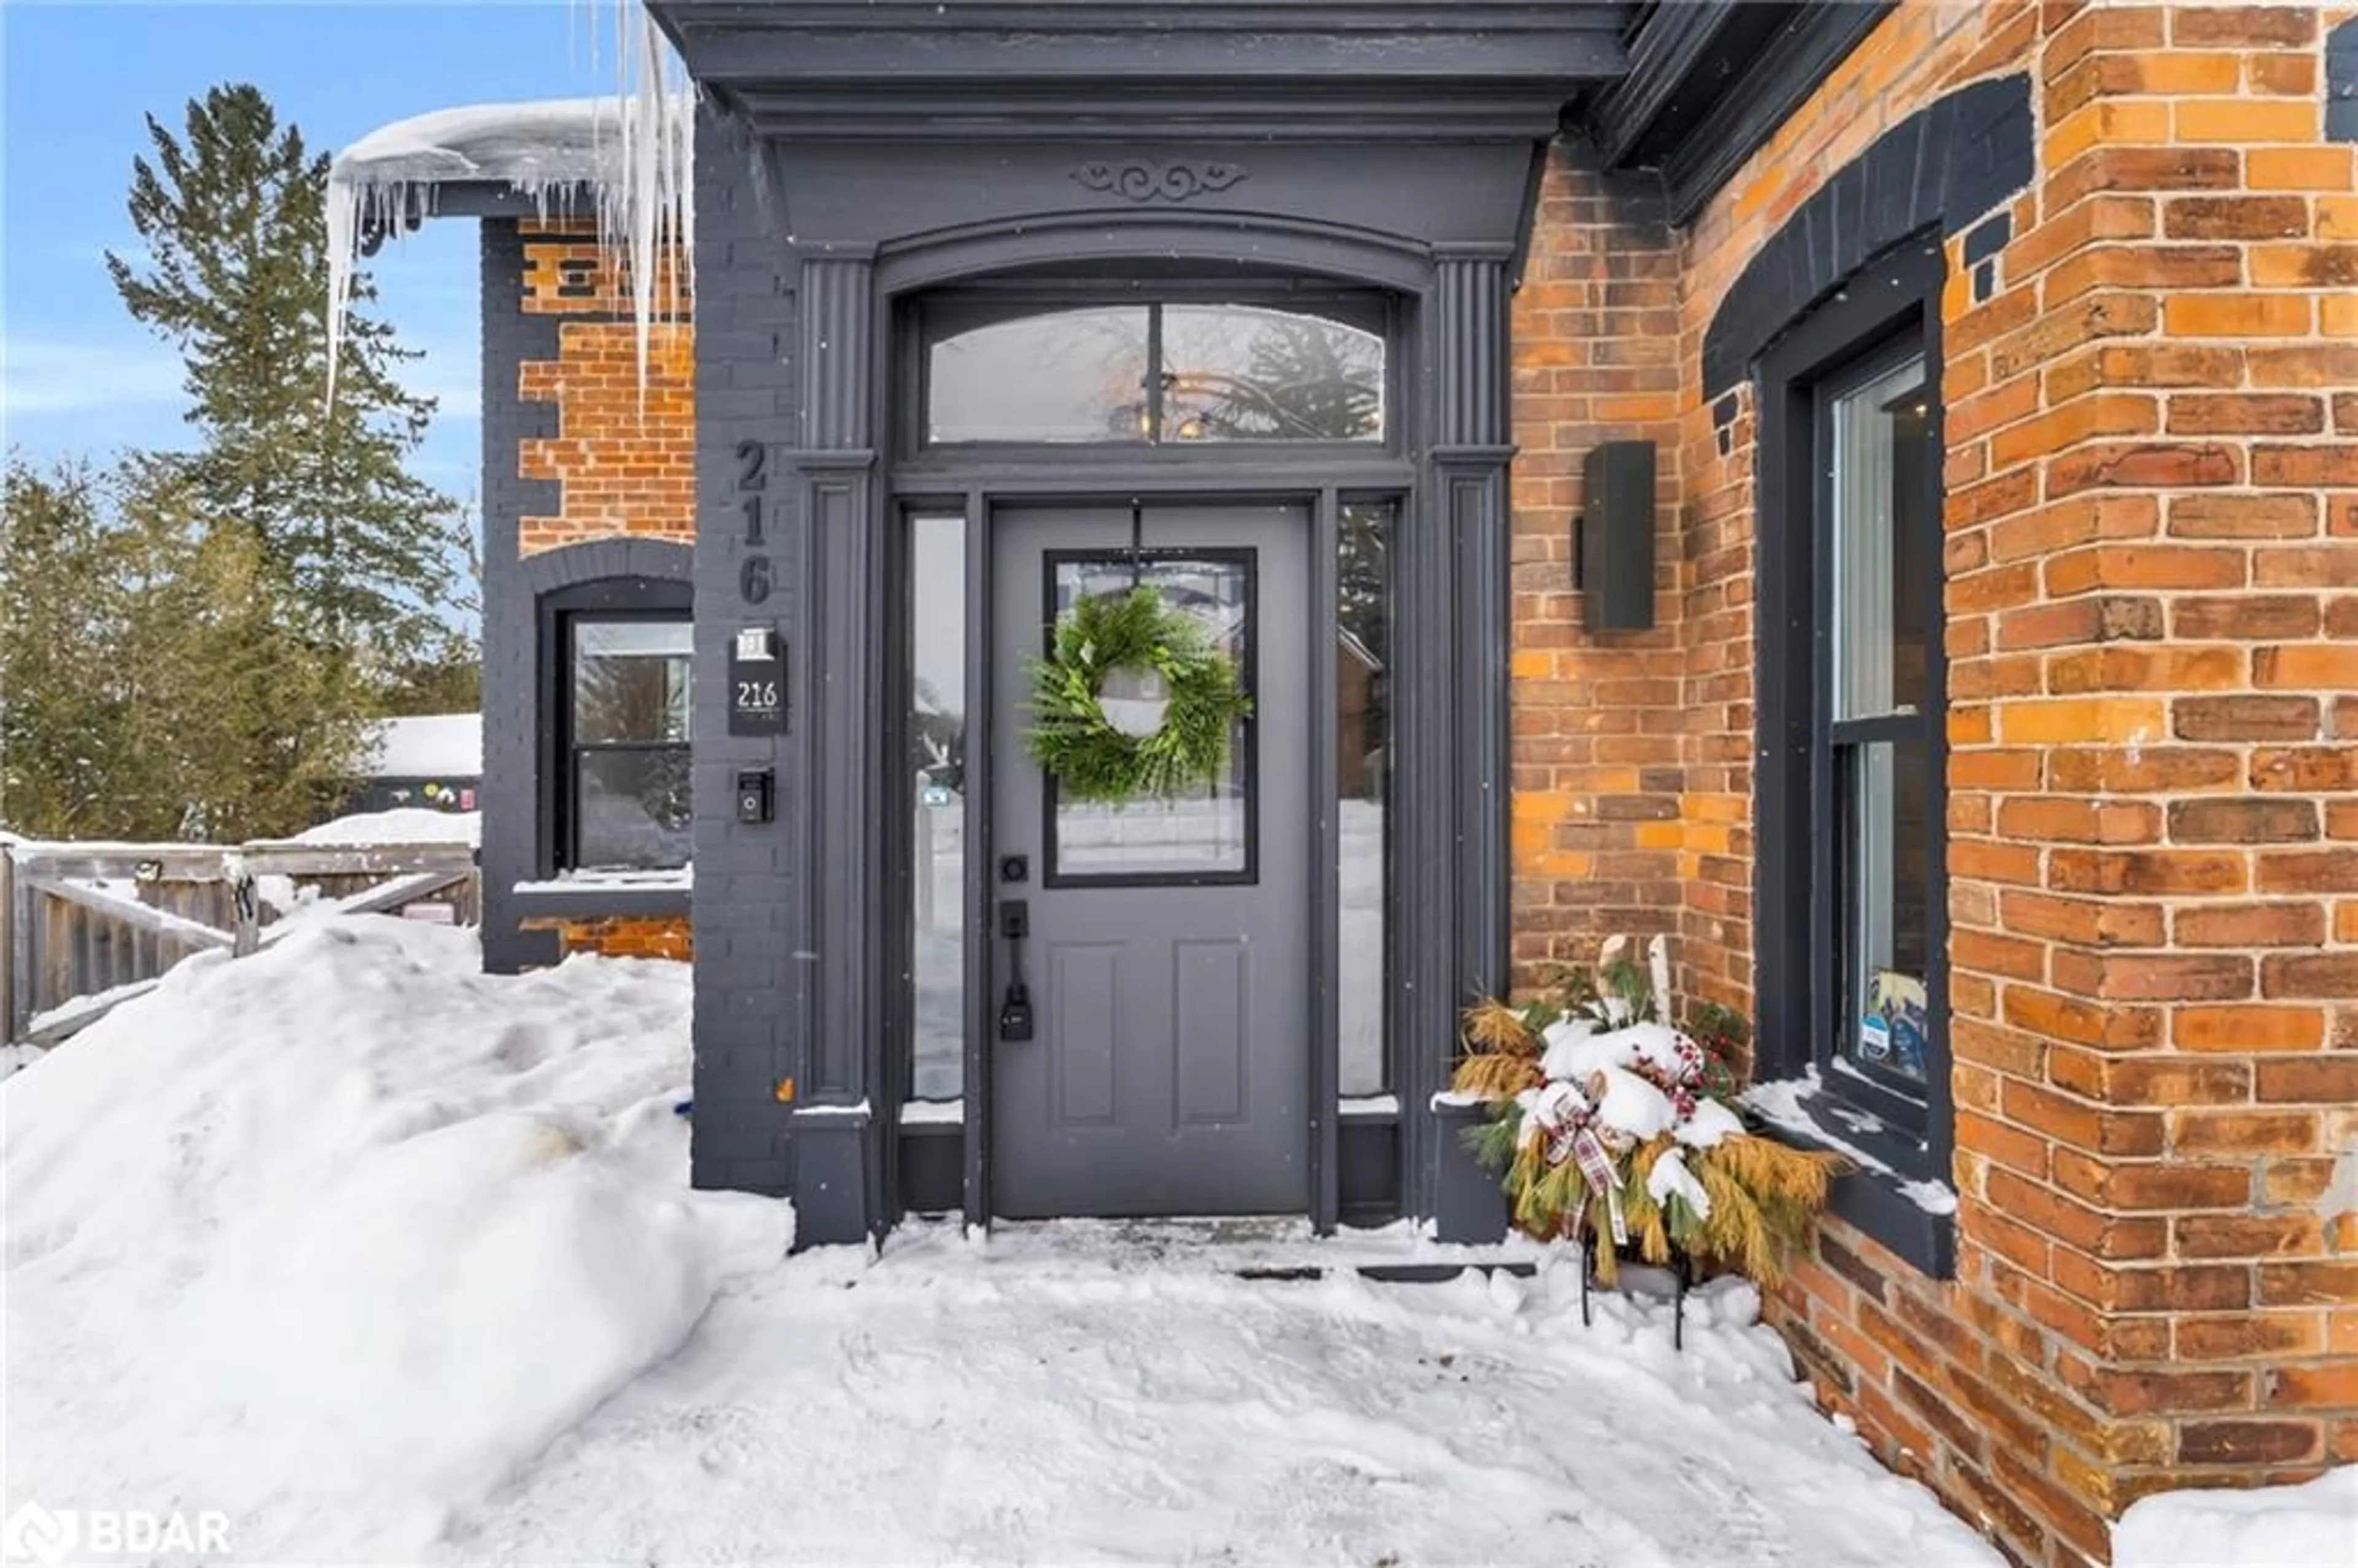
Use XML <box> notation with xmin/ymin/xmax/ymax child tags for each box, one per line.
<box><xmin>907</xmin><ymin>513</ymin><xmax>968</xmax><ymax>1102</ymax></box>
<box><xmin>1337</xmin><ymin>500</ymin><xmax>1393</xmax><ymax>1097</ymax></box>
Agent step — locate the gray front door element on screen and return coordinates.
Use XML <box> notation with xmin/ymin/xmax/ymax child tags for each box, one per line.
<box><xmin>991</xmin><ymin>502</ymin><xmax>1310</xmax><ymax>1217</ymax></box>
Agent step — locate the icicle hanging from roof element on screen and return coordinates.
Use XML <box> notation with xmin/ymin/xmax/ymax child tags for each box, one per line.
<box><xmin>324</xmin><ymin>0</ymin><xmax>694</xmax><ymax>408</ymax></box>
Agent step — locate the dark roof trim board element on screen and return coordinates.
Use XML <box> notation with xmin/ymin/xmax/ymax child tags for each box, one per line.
<box><xmin>354</xmin><ymin>181</ymin><xmax>601</xmax><ymax>255</ymax></box>
<box><xmin>646</xmin><ymin>1</ymin><xmax>1633</xmax><ymax>140</ymax></box>
<box><xmin>1700</xmin><ymin>73</ymin><xmax>2035</xmax><ymax>400</ymax></box>
<box><xmin>1590</xmin><ymin>1</ymin><xmax>1897</xmax><ymax>225</ymax></box>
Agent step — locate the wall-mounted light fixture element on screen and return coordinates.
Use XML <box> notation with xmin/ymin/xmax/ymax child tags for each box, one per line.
<box><xmin>1573</xmin><ymin>440</ymin><xmax>1657</xmax><ymax>632</ymax></box>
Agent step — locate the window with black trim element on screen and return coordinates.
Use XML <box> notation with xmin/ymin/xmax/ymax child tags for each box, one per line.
<box><xmin>563</xmin><ymin>615</ymin><xmax>692</xmax><ymax>871</ymax></box>
<box><xmin>1756</xmin><ymin>236</ymin><xmax>1951</xmax><ymax>1270</ymax></box>
<box><xmin>921</xmin><ymin>295</ymin><xmax>1387</xmax><ymax>446</ymax></box>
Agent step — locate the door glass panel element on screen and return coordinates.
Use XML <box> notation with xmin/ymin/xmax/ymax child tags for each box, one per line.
<box><xmin>1838</xmin><ymin>736</ymin><xmax>1932</xmax><ymax>1085</ymax></box>
<box><xmin>927</xmin><ymin>306</ymin><xmax>1152</xmax><ymax>443</ymax></box>
<box><xmin>1160</xmin><ymin>305</ymin><xmax>1385</xmax><ymax>443</ymax></box>
<box><xmin>1828</xmin><ymin>352</ymin><xmax>1931</xmax><ymax>721</ymax></box>
<box><xmin>1048</xmin><ymin>552</ymin><xmax>1253</xmax><ymax>882</ymax></box>
<box><xmin>1337</xmin><ymin>501</ymin><xmax>1393</xmax><ymax>1095</ymax></box>
<box><xmin>909</xmin><ymin>513</ymin><xmax>966</xmax><ymax>1100</ymax></box>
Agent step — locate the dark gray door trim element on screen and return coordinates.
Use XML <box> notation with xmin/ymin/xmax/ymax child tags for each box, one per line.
<box><xmin>691</xmin><ymin>117</ymin><xmax>1525</xmax><ymax>1243</ymax></box>
<box><xmin>867</xmin><ymin>222</ymin><xmax>1509</xmax><ymax>1240</ymax></box>
<box><xmin>1309</xmin><ymin>488</ymin><xmax>1343</xmax><ymax>1230</ymax></box>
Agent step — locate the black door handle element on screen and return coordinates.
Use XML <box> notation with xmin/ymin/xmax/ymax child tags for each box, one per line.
<box><xmin>998</xmin><ymin>899</ymin><xmax>1033</xmax><ymax>1041</ymax></box>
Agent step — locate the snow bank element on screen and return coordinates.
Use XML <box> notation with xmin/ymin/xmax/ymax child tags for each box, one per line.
<box><xmin>293</xmin><ymin>807</ymin><xmax>480</xmax><ymax>846</ymax></box>
<box><xmin>2</xmin><ymin>917</ymin><xmax>788</xmax><ymax>1556</ymax></box>
<box><xmin>2114</xmin><ymin>1469</ymin><xmax>2357</xmax><ymax>1568</ymax></box>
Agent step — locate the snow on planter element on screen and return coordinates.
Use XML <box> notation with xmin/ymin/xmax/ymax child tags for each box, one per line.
<box><xmin>1</xmin><ymin>916</ymin><xmax>788</xmax><ymax>1555</ymax></box>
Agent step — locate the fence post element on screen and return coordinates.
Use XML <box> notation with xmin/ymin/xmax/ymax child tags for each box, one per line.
<box><xmin>230</xmin><ymin>859</ymin><xmax>260</xmax><ymax>958</ymax></box>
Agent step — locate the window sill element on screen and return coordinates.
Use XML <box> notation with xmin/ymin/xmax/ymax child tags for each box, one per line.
<box><xmin>510</xmin><ymin>879</ymin><xmax>690</xmax><ymax>920</ymax></box>
<box><xmin>1743</xmin><ymin>1082</ymin><xmax>1956</xmax><ymax>1281</ymax></box>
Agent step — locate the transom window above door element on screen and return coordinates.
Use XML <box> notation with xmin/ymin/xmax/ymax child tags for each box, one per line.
<box><xmin>920</xmin><ymin>296</ymin><xmax>1387</xmax><ymax>446</ymax></box>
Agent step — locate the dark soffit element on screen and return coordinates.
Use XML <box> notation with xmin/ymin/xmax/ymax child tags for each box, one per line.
<box><xmin>1588</xmin><ymin>1</ymin><xmax>1898</xmax><ymax>225</ymax></box>
<box><xmin>645</xmin><ymin>1</ymin><xmax>1637</xmax><ymax>139</ymax></box>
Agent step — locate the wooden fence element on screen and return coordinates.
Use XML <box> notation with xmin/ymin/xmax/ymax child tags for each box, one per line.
<box><xmin>2</xmin><ymin>839</ymin><xmax>478</xmax><ymax>1046</ymax></box>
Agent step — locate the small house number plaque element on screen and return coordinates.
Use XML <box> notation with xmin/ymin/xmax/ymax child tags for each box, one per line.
<box><xmin>729</xmin><ymin>626</ymin><xmax>787</xmax><ymax>736</ymax></box>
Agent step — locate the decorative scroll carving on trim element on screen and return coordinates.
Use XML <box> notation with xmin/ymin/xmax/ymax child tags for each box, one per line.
<box><xmin>1071</xmin><ymin>160</ymin><xmax>1248</xmax><ymax>204</ymax></box>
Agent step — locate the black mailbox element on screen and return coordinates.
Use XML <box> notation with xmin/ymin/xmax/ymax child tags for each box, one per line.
<box><xmin>1576</xmin><ymin>440</ymin><xmax>1657</xmax><ymax>632</ymax></box>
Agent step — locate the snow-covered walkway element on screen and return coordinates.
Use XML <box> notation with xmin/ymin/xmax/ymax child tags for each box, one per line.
<box><xmin>446</xmin><ymin>1225</ymin><xmax>1998</xmax><ymax>1567</ymax></box>
<box><xmin>4</xmin><ymin>917</ymin><xmax>2002</xmax><ymax>1565</ymax></box>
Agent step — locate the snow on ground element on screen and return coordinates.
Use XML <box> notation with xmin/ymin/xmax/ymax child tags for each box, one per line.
<box><xmin>290</xmin><ymin>806</ymin><xmax>480</xmax><ymax>845</ymax></box>
<box><xmin>2113</xmin><ymin>1468</ymin><xmax>2357</xmax><ymax>1568</ymax></box>
<box><xmin>6</xmin><ymin>915</ymin><xmax>1999</xmax><ymax>1567</ymax></box>
<box><xmin>2</xmin><ymin>918</ymin><xmax>786</xmax><ymax>1559</ymax></box>
<box><xmin>444</xmin><ymin>1231</ymin><xmax>2000</xmax><ymax>1568</ymax></box>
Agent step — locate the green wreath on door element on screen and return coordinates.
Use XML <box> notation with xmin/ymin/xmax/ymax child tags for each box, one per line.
<box><xmin>1023</xmin><ymin>588</ymin><xmax>1251</xmax><ymax>802</ymax></box>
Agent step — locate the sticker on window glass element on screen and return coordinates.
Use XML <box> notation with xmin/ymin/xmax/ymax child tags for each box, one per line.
<box><xmin>1856</xmin><ymin>1012</ymin><xmax>1893</xmax><ymax>1066</ymax></box>
<box><xmin>1862</xmin><ymin>970</ymin><xmax>1929</xmax><ymax>1079</ymax></box>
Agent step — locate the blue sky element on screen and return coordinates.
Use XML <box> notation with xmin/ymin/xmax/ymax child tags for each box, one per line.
<box><xmin>3</xmin><ymin>1</ymin><xmax>627</xmax><ymax>499</ymax></box>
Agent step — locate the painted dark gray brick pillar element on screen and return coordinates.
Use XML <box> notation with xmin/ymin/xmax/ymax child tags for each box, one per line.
<box><xmin>477</xmin><ymin>219</ymin><xmax>560</xmax><ymax>974</ymax></box>
<box><xmin>1426</xmin><ymin>246</ymin><xmax>1515</xmax><ymax>1242</ymax></box>
<box><xmin>687</xmin><ymin>106</ymin><xmax>807</xmax><ymax>1207</ymax></box>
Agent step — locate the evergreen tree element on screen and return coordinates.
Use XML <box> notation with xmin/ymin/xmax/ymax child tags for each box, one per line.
<box><xmin>111</xmin><ymin>457</ymin><xmax>372</xmax><ymax>840</ymax></box>
<box><xmin>0</xmin><ymin>455</ymin><xmax>370</xmax><ymax>841</ymax></box>
<box><xmin>379</xmin><ymin>507</ymin><xmax>483</xmax><ymax>716</ymax></box>
<box><xmin>104</xmin><ymin>82</ymin><xmax>468</xmax><ymax>660</ymax></box>
<box><xmin>0</xmin><ymin>459</ymin><xmax>138</xmax><ymax>836</ymax></box>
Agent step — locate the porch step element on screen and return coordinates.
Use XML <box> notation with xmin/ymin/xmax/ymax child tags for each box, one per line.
<box><xmin>879</xmin><ymin>1215</ymin><xmax>1553</xmax><ymax>1283</ymax></box>
<box><xmin>1241</xmin><ymin>1261</ymin><xmax>1539</xmax><ymax>1284</ymax></box>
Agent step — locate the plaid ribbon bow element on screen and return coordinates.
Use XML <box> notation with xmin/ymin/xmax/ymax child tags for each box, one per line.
<box><xmin>1528</xmin><ymin>1079</ymin><xmax>1630</xmax><ymax>1248</ymax></box>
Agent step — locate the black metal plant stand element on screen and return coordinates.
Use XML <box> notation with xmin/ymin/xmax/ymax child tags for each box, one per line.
<box><xmin>1576</xmin><ymin>1217</ymin><xmax>1695</xmax><ymax>1351</ymax></box>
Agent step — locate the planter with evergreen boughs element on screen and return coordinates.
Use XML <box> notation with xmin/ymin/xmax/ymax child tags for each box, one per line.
<box><xmin>1452</xmin><ymin>935</ymin><xmax>1844</xmax><ymax>1337</ymax></box>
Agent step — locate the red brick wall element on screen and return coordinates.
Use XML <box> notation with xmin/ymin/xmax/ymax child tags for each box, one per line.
<box><xmin>1509</xmin><ymin>169</ymin><xmax>1691</xmax><ymax>979</ymax></box>
<box><xmin>518</xmin><ymin>915</ymin><xmax>691</xmax><ymax>963</ymax></box>
<box><xmin>1511</xmin><ymin>5</ymin><xmax>2358</xmax><ymax>1564</ymax></box>
<box><xmin>514</xmin><ymin>220</ymin><xmax>693</xmax><ymax>557</ymax></box>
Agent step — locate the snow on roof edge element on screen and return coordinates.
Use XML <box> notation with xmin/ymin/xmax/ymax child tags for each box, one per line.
<box><xmin>329</xmin><ymin>98</ymin><xmax>639</xmax><ymax>195</ymax></box>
